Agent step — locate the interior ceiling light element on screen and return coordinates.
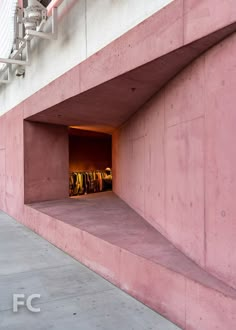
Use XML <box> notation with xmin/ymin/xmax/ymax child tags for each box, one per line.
<box><xmin>0</xmin><ymin>0</ymin><xmax>18</xmax><ymax>70</ymax></box>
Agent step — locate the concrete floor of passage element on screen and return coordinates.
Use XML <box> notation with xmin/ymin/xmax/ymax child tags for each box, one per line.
<box><xmin>29</xmin><ymin>191</ymin><xmax>236</xmax><ymax>299</ymax></box>
<box><xmin>0</xmin><ymin>210</ymin><xmax>181</xmax><ymax>330</ymax></box>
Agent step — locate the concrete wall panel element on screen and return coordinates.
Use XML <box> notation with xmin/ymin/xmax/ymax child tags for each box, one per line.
<box><xmin>125</xmin><ymin>112</ymin><xmax>146</xmax><ymax>216</ymax></box>
<box><xmin>128</xmin><ymin>135</ymin><xmax>145</xmax><ymax>217</ymax></box>
<box><xmin>0</xmin><ymin>115</ymin><xmax>6</xmax><ymax>149</ymax></box>
<box><xmin>113</xmin><ymin>33</ymin><xmax>236</xmax><ymax>286</ymax></box>
<box><xmin>165</xmin><ymin>117</ymin><xmax>205</xmax><ymax>267</ymax></box>
<box><xmin>5</xmin><ymin>107</ymin><xmax>24</xmax><ymax>221</ymax></box>
<box><xmin>144</xmin><ymin>91</ymin><xmax>166</xmax><ymax>231</ymax></box>
<box><xmin>184</xmin><ymin>0</ymin><xmax>236</xmax><ymax>44</ymax></box>
<box><xmin>119</xmin><ymin>249</ymin><xmax>186</xmax><ymax>327</ymax></box>
<box><xmin>0</xmin><ymin>149</ymin><xmax>6</xmax><ymax>211</ymax></box>
<box><xmin>205</xmin><ymin>34</ymin><xmax>236</xmax><ymax>289</ymax></box>
<box><xmin>165</xmin><ymin>58</ymin><xmax>205</xmax><ymax>127</ymax></box>
<box><xmin>0</xmin><ymin>115</ymin><xmax>6</xmax><ymax>211</ymax></box>
<box><xmin>113</xmin><ymin>65</ymin><xmax>205</xmax><ymax>267</ymax></box>
<box><xmin>185</xmin><ymin>279</ymin><xmax>236</xmax><ymax>330</ymax></box>
<box><xmin>24</xmin><ymin>122</ymin><xmax>69</xmax><ymax>203</ymax></box>
<box><xmin>114</xmin><ymin>124</ymin><xmax>130</xmax><ymax>202</ymax></box>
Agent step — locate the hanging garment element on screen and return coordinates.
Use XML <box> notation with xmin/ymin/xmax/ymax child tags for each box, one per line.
<box><xmin>96</xmin><ymin>172</ymin><xmax>103</xmax><ymax>191</ymax></box>
<box><xmin>77</xmin><ymin>172</ymin><xmax>84</xmax><ymax>195</ymax></box>
<box><xmin>69</xmin><ymin>173</ymin><xmax>75</xmax><ymax>196</ymax></box>
<box><xmin>69</xmin><ymin>169</ymin><xmax>112</xmax><ymax>195</ymax></box>
<box><xmin>73</xmin><ymin>173</ymin><xmax>78</xmax><ymax>195</ymax></box>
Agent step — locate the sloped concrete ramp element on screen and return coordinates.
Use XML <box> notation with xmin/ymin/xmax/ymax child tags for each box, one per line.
<box><xmin>0</xmin><ymin>210</ymin><xmax>180</xmax><ymax>330</ymax></box>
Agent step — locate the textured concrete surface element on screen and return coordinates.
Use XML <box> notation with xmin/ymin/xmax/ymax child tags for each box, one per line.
<box><xmin>113</xmin><ymin>31</ymin><xmax>236</xmax><ymax>289</ymax></box>
<box><xmin>26</xmin><ymin>192</ymin><xmax>236</xmax><ymax>329</ymax></box>
<box><xmin>0</xmin><ymin>210</ymin><xmax>181</xmax><ymax>330</ymax></box>
<box><xmin>24</xmin><ymin>121</ymin><xmax>69</xmax><ymax>204</ymax></box>
<box><xmin>28</xmin><ymin>193</ymin><xmax>236</xmax><ymax>298</ymax></box>
<box><xmin>24</xmin><ymin>9</ymin><xmax>236</xmax><ymax>132</ymax></box>
<box><xmin>0</xmin><ymin>1</ymin><xmax>236</xmax><ymax>328</ymax></box>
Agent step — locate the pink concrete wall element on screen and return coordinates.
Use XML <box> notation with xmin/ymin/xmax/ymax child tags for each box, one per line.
<box><xmin>0</xmin><ymin>1</ymin><xmax>235</xmax><ymax>314</ymax></box>
<box><xmin>0</xmin><ymin>106</ymin><xmax>24</xmax><ymax>221</ymax></box>
<box><xmin>113</xmin><ymin>32</ymin><xmax>236</xmax><ymax>289</ymax></box>
<box><xmin>0</xmin><ymin>114</ymin><xmax>6</xmax><ymax>212</ymax></box>
<box><xmin>24</xmin><ymin>121</ymin><xmax>69</xmax><ymax>203</ymax></box>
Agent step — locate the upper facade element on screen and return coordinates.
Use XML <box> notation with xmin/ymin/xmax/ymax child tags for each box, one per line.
<box><xmin>0</xmin><ymin>0</ymin><xmax>173</xmax><ymax>115</ymax></box>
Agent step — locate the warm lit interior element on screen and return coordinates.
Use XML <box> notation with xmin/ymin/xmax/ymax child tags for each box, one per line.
<box><xmin>68</xmin><ymin>127</ymin><xmax>112</xmax><ymax>197</ymax></box>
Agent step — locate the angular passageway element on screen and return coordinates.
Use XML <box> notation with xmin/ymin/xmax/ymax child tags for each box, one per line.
<box><xmin>26</xmin><ymin>192</ymin><xmax>236</xmax><ymax>328</ymax></box>
<box><xmin>1</xmin><ymin>1</ymin><xmax>236</xmax><ymax>328</ymax></box>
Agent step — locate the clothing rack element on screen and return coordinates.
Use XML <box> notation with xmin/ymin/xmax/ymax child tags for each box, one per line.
<box><xmin>69</xmin><ymin>170</ymin><xmax>112</xmax><ymax>196</ymax></box>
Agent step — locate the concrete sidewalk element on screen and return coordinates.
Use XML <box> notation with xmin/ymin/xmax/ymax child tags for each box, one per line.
<box><xmin>0</xmin><ymin>210</ymin><xmax>181</xmax><ymax>330</ymax></box>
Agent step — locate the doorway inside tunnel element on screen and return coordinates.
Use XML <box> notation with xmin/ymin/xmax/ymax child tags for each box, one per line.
<box><xmin>68</xmin><ymin>127</ymin><xmax>112</xmax><ymax>197</ymax></box>
<box><xmin>23</xmin><ymin>121</ymin><xmax>113</xmax><ymax>204</ymax></box>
